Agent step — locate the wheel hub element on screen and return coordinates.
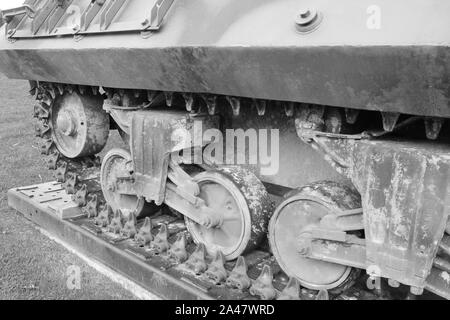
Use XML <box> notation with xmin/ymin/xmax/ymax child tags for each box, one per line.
<box><xmin>56</xmin><ymin>110</ymin><xmax>77</xmax><ymax>136</ymax></box>
<box><xmin>189</xmin><ymin>181</ymin><xmax>245</xmax><ymax>255</ymax></box>
<box><xmin>101</xmin><ymin>148</ymin><xmax>148</xmax><ymax>218</ymax></box>
<box><xmin>268</xmin><ymin>182</ymin><xmax>361</xmax><ymax>291</ymax></box>
<box><xmin>183</xmin><ymin>167</ymin><xmax>271</xmax><ymax>261</ymax></box>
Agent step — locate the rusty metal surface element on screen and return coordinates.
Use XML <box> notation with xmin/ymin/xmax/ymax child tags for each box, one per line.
<box><xmin>131</xmin><ymin>110</ymin><xmax>219</xmax><ymax>205</ymax></box>
<box><xmin>305</xmin><ymin>136</ymin><xmax>450</xmax><ymax>288</ymax></box>
<box><xmin>0</xmin><ymin>0</ymin><xmax>449</xmax><ymax>117</ymax></box>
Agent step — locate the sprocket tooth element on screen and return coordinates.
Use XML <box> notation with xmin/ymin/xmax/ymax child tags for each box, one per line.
<box><xmin>205</xmin><ymin>251</ymin><xmax>228</xmax><ymax>284</ymax></box>
<box><xmin>182</xmin><ymin>243</ymin><xmax>207</xmax><ymax>275</ymax></box>
<box><xmin>135</xmin><ymin>217</ymin><xmax>153</xmax><ymax>246</ymax></box>
<box><xmin>146</xmin><ymin>90</ymin><xmax>164</xmax><ymax>106</ymax></box>
<box><xmin>149</xmin><ymin>223</ymin><xmax>169</xmax><ymax>253</ymax></box>
<box><xmin>249</xmin><ymin>265</ymin><xmax>277</xmax><ymax>300</ymax></box>
<box><xmin>147</xmin><ymin>90</ymin><xmax>156</xmax><ymax>102</ymax></box>
<box><xmin>55</xmin><ymin>83</ymin><xmax>64</xmax><ymax>96</ymax></box>
<box><xmin>65</xmin><ymin>85</ymin><xmax>74</xmax><ymax>94</ymax></box>
<box><xmin>253</xmin><ymin>99</ymin><xmax>267</xmax><ymax>116</ymax></box>
<box><xmin>47</xmin><ymin>151</ymin><xmax>60</xmax><ymax>170</ymax></box>
<box><xmin>182</xmin><ymin>93</ymin><xmax>195</xmax><ymax>112</ymax></box>
<box><xmin>425</xmin><ymin>117</ymin><xmax>444</xmax><ymax>140</ymax></box>
<box><xmin>277</xmin><ymin>277</ymin><xmax>301</xmax><ymax>300</ymax></box>
<box><xmin>35</xmin><ymin>122</ymin><xmax>51</xmax><ymax>138</ymax></box>
<box><xmin>40</xmin><ymin>139</ymin><xmax>54</xmax><ymax>155</ymax></box>
<box><xmin>73</xmin><ymin>184</ymin><xmax>88</xmax><ymax>207</ymax></box>
<box><xmin>226</xmin><ymin>96</ymin><xmax>241</xmax><ymax>116</ymax></box>
<box><xmin>95</xmin><ymin>204</ymin><xmax>112</xmax><ymax>227</ymax></box>
<box><xmin>55</xmin><ymin>162</ymin><xmax>68</xmax><ymax>183</ymax></box>
<box><xmin>315</xmin><ymin>289</ymin><xmax>329</xmax><ymax>300</ymax></box>
<box><xmin>108</xmin><ymin>210</ymin><xmax>123</xmax><ymax>234</ymax></box>
<box><xmin>167</xmin><ymin>232</ymin><xmax>188</xmax><ymax>263</ymax></box>
<box><xmin>121</xmin><ymin>212</ymin><xmax>137</xmax><ymax>238</ymax></box>
<box><xmin>381</xmin><ymin>112</ymin><xmax>400</xmax><ymax>132</ymax></box>
<box><xmin>78</xmin><ymin>85</ymin><xmax>86</xmax><ymax>95</ymax></box>
<box><xmin>202</xmin><ymin>95</ymin><xmax>217</xmax><ymax>115</ymax></box>
<box><xmin>83</xmin><ymin>194</ymin><xmax>99</xmax><ymax>219</ymax></box>
<box><xmin>225</xmin><ymin>256</ymin><xmax>251</xmax><ymax>290</ymax></box>
<box><xmin>284</xmin><ymin>102</ymin><xmax>296</xmax><ymax>117</ymax></box>
<box><xmin>165</xmin><ymin>92</ymin><xmax>173</xmax><ymax>107</ymax></box>
<box><xmin>46</xmin><ymin>85</ymin><xmax>56</xmax><ymax>100</ymax></box>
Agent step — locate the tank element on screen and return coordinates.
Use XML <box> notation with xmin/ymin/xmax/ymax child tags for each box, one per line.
<box><xmin>1</xmin><ymin>0</ymin><xmax>450</xmax><ymax>300</ymax></box>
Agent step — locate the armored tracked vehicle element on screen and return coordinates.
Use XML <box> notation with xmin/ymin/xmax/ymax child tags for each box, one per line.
<box><xmin>1</xmin><ymin>0</ymin><xmax>450</xmax><ymax>300</ymax></box>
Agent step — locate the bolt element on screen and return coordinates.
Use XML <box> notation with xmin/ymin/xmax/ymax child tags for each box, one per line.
<box><xmin>295</xmin><ymin>8</ymin><xmax>322</xmax><ymax>33</ymax></box>
<box><xmin>299</xmin><ymin>9</ymin><xmax>311</xmax><ymax>19</ymax></box>
<box><xmin>296</xmin><ymin>8</ymin><xmax>317</xmax><ymax>26</ymax></box>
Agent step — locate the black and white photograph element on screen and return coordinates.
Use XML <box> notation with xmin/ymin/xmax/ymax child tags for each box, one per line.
<box><xmin>0</xmin><ymin>0</ymin><xmax>449</xmax><ymax>307</ymax></box>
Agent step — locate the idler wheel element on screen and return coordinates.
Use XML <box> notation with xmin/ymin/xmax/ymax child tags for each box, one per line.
<box><xmin>51</xmin><ymin>91</ymin><xmax>109</xmax><ymax>158</ymax></box>
<box><xmin>185</xmin><ymin>166</ymin><xmax>272</xmax><ymax>261</ymax></box>
<box><xmin>101</xmin><ymin>148</ymin><xmax>158</xmax><ymax>219</ymax></box>
<box><xmin>268</xmin><ymin>181</ymin><xmax>361</xmax><ymax>291</ymax></box>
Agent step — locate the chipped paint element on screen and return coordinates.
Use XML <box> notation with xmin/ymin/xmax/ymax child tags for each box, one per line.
<box><xmin>305</xmin><ymin>135</ymin><xmax>450</xmax><ymax>288</ymax></box>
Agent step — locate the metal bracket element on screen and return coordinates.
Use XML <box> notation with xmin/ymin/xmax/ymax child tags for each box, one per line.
<box><xmin>142</xmin><ymin>0</ymin><xmax>175</xmax><ymax>31</ymax></box>
<box><xmin>300</xmin><ymin>232</ymin><xmax>367</xmax><ymax>270</ymax></box>
<box><xmin>2</xmin><ymin>5</ymin><xmax>36</xmax><ymax>23</ymax></box>
<box><xmin>165</xmin><ymin>155</ymin><xmax>223</xmax><ymax>228</ymax></box>
<box><xmin>167</xmin><ymin>156</ymin><xmax>200</xmax><ymax>200</ymax></box>
<box><xmin>100</xmin><ymin>0</ymin><xmax>127</xmax><ymax>31</ymax></box>
<box><xmin>45</xmin><ymin>0</ymin><xmax>74</xmax><ymax>34</ymax></box>
<box><xmin>3</xmin><ymin>4</ymin><xmax>36</xmax><ymax>38</ymax></box>
<box><xmin>320</xmin><ymin>208</ymin><xmax>364</xmax><ymax>232</ymax></box>
<box><xmin>31</xmin><ymin>0</ymin><xmax>63</xmax><ymax>35</ymax></box>
<box><xmin>165</xmin><ymin>182</ymin><xmax>224</xmax><ymax>228</ymax></box>
<box><xmin>80</xmin><ymin>0</ymin><xmax>106</xmax><ymax>31</ymax></box>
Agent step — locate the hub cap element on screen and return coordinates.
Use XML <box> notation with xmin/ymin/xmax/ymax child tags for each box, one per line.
<box><xmin>185</xmin><ymin>171</ymin><xmax>252</xmax><ymax>261</ymax></box>
<box><xmin>101</xmin><ymin>149</ymin><xmax>146</xmax><ymax>218</ymax></box>
<box><xmin>269</xmin><ymin>193</ymin><xmax>353</xmax><ymax>290</ymax></box>
<box><xmin>56</xmin><ymin>110</ymin><xmax>77</xmax><ymax>136</ymax></box>
<box><xmin>51</xmin><ymin>91</ymin><xmax>109</xmax><ymax>158</ymax></box>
